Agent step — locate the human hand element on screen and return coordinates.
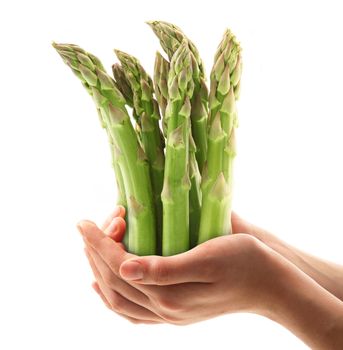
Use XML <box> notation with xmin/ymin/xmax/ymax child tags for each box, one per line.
<box><xmin>85</xmin><ymin>208</ymin><xmax>343</xmax><ymax>313</ymax></box>
<box><xmin>79</xmin><ymin>209</ymin><xmax>343</xmax><ymax>349</ymax></box>
<box><xmin>79</xmin><ymin>214</ymin><xmax>285</xmax><ymax>325</ymax></box>
<box><xmin>79</xmin><ymin>206</ymin><xmax>165</xmax><ymax>324</ymax></box>
<box><xmin>231</xmin><ymin>212</ymin><xmax>343</xmax><ymax>301</ymax></box>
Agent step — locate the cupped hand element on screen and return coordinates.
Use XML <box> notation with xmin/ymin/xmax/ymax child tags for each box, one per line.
<box><xmin>78</xmin><ymin>210</ymin><xmax>283</xmax><ymax>325</ymax></box>
<box><xmin>79</xmin><ymin>207</ymin><xmax>164</xmax><ymax>324</ymax></box>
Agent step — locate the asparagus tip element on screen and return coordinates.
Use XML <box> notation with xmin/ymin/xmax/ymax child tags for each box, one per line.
<box><xmin>113</xmin><ymin>48</ymin><xmax>122</xmax><ymax>57</ymax></box>
<box><xmin>146</xmin><ymin>20</ymin><xmax>156</xmax><ymax>27</ymax></box>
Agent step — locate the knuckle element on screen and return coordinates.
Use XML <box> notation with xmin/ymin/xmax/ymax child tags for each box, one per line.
<box><xmin>240</xmin><ymin>233</ymin><xmax>261</xmax><ymax>252</ymax></box>
<box><xmin>108</xmin><ymin>292</ymin><xmax>124</xmax><ymax>312</ymax></box>
<box><xmin>155</xmin><ymin>292</ymin><xmax>184</xmax><ymax>313</ymax></box>
<box><xmin>151</xmin><ymin>259</ymin><xmax>169</xmax><ymax>285</ymax></box>
<box><xmin>157</xmin><ymin>295</ymin><xmax>173</xmax><ymax>310</ymax></box>
<box><xmin>159</xmin><ymin>311</ymin><xmax>182</xmax><ymax>325</ymax></box>
<box><xmin>128</xmin><ymin>318</ymin><xmax>141</xmax><ymax>325</ymax></box>
<box><xmin>102</xmin><ymin>270</ymin><xmax>115</xmax><ymax>288</ymax></box>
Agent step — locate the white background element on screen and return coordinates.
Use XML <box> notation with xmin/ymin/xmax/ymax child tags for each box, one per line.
<box><xmin>1</xmin><ymin>0</ymin><xmax>342</xmax><ymax>349</ymax></box>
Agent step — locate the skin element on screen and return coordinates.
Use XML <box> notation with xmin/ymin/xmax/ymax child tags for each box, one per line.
<box><xmin>77</xmin><ymin>207</ymin><xmax>343</xmax><ymax>349</ymax></box>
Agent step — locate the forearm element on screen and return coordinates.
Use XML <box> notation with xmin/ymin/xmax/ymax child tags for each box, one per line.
<box><xmin>237</xmin><ymin>217</ymin><xmax>343</xmax><ymax>301</ymax></box>
<box><xmin>265</xmin><ymin>251</ymin><xmax>343</xmax><ymax>349</ymax></box>
<box><xmin>260</xmin><ymin>230</ymin><xmax>343</xmax><ymax>301</ymax></box>
<box><xmin>275</xmin><ymin>241</ymin><xmax>343</xmax><ymax>301</ymax></box>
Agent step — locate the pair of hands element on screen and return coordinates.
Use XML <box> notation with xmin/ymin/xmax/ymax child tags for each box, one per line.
<box><xmin>78</xmin><ymin>207</ymin><xmax>343</xmax><ymax>348</ymax></box>
<box><xmin>78</xmin><ymin>207</ymin><xmax>281</xmax><ymax>325</ymax></box>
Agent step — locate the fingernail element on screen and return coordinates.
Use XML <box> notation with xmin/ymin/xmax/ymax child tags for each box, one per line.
<box><xmin>107</xmin><ymin>217</ymin><xmax>120</xmax><ymax>234</ymax></box>
<box><xmin>112</xmin><ymin>206</ymin><xmax>121</xmax><ymax>217</ymax></box>
<box><xmin>120</xmin><ymin>261</ymin><xmax>143</xmax><ymax>281</ymax></box>
<box><xmin>118</xmin><ymin>205</ymin><xmax>126</xmax><ymax>217</ymax></box>
<box><xmin>77</xmin><ymin>224</ymin><xmax>84</xmax><ymax>235</ymax></box>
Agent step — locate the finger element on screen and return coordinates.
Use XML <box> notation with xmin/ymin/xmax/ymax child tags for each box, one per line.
<box><xmin>119</xmin><ymin>244</ymin><xmax>214</xmax><ymax>285</ymax></box>
<box><xmin>104</xmin><ymin>289</ymin><xmax>163</xmax><ymax>322</ymax></box>
<box><xmin>231</xmin><ymin>211</ymin><xmax>273</xmax><ymax>244</ymax></box>
<box><xmin>114</xmin><ymin>311</ymin><xmax>162</xmax><ymax>324</ymax></box>
<box><xmin>89</xmin><ymin>256</ymin><xmax>144</xmax><ymax>322</ymax></box>
<box><xmin>121</xmin><ymin>317</ymin><xmax>161</xmax><ymax>325</ymax></box>
<box><xmin>86</xmin><ymin>245</ymin><xmax>151</xmax><ymax>308</ymax></box>
<box><xmin>92</xmin><ymin>282</ymin><xmax>160</xmax><ymax>324</ymax></box>
<box><xmin>85</xmin><ymin>245</ymin><xmax>165</xmax><ymax>318</ymax></box>
<box><xmin>106</xmin><ymin>217</ymin><xmax>126</xmax><ymax>242</ymax></box>
<box><xmin>231</xmin><ymin>211</ymin><xmax>255</xmax><ymax>234</ymax></box>
<box><xmin>85</xmin><ymin>248</ymin><xmax>163</xmax><ymax>322</ymax></box>
<box><xmin>78</xmin><ymin>220</ymin><xmax>131</xmax><ymax>276</ymax></box>
<box><xmin>101</xmin><ymin>206</ymin><xmax>126</xmax><ymax>231</ymax></box>
<box><xmin>92</xmin><ymin>281</ymin><xmax>111</xmax><ymax>309</ymax></box>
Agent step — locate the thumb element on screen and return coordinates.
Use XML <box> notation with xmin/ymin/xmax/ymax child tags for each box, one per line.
<box><xmin>119</xmin><ymin>248</ymin><xmax>212</xmax><ymax>285</ymax></box>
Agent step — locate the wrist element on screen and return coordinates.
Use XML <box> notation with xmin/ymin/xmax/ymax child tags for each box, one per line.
<box><xmin>267</xmin><ymin>238</ymin><xmax>343</xmax><ymax>303</ymax></box>
<box><xmin>262</xmin><ymin>250</ymin><xmax>343</xmax><ymax>349</ymax></box>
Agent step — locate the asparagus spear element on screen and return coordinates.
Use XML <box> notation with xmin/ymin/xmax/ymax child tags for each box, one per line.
<box><xmin>162</xmin><ymin>40</ymin><xmax>194</xmax><ymax>256</ymax></box>
<box><xmin>149</xmin><ymin>22</ymin><xmax>204</xmax><ymax>247</ymax></box>
<box><xmin>148</xmin><ymin>21</ymin><xmax>208</xmax><ymax>172</ymax></box>
<box><xmin>114</xmin><ymin>50</ymin><xmax>165</xmax><ymax>255</ymax></box>
<box><xmin>189</xmin><ymin>132</ymin><xmax>202</xmax><ymax>248</ymax></box>
<box><xmin>112</xmin><ymin>63</ymin><xmax>143</xmax><ymax>139</ymax></box>
<box><xmin>198</xmin><ymin>30</ymin><xmax>242</xmax><ymax>245</ymax></box>
<box><xmin>111</xmin><ymin>63</ymin><xmax>137</xmax><ymax>249</ymax></box>
<box><xmin>108</xmin><ymin>135</ymin><xmax>129</xmax><ymax>249</ymax></box>
<box><xmin>53</xmin><ymin>43</ymin><xmax>156</xmax><ymax>255</ymax></box>
<box><xmin>153</xmin><ymin>51</ymin><xmax>170</xmax><ymax>136</ymax></box>
<box><xmin>154</xmin><ymin>47</ymin><xmax>201</xmax><ymax>249</ymax></box>
<box><xmin>147</xmin><ymin>21</ymin><xmax>205</xmax><ymax>75</ymax></box>
<box><xmin>111</xmin><ymin>63</ymin><xmax>134</xmax><ymax>108</ymax></box>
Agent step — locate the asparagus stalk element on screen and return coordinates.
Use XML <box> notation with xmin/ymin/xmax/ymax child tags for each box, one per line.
<box><xmin>189</xmin><ymin>132</ymin><xmax>202</xmax><ymax>248</ymax></box>
<box><xmin>150</xmin><ymin>22</ymin><xmax>204</xmax><ymax>248</ymax></box>
<box><xmin>162</xmin><ymin>40</ymin><xmax>194</xmax><ymax>256</ymax></box>
<box><xmin>153</xmin><ymin>51</ymin><xmax>170</xmax><ymax>136</ymax></box>
<box><xmin>53</xmin><ymin>43</ymin><xmax>156</xmax><ymax>255</ymax></box>
<box><xmin>114</xmin><ymin>50</ymin><xmax>165</xmax><ymax>255</ymax></box>
<box><xmin>148</xmin><ymin>21</ymin><xmax>209</xmax><ymax>172</ymax></box>
<box><xmin>109</xmin><ymin>135</ymin><xmax>129</xmax><ymax>249</ymax></box>
<box><xmin>111</xmin><ymin>63</ymin><xmax>137</xmax><ymax>246</ymax></box>
<box><xmin>198</xmin><ymin>30</ymin><xmax>242</xmax><ymax>245</ymax></box>
<box><xmin>101</xmin><ymin>67</ymin><xmax>133</xmax><ymax>249</ymax></box>
<box><xmin>154</xmin><ymin>45</ymin><xmax>201</xmax><ymax>249</ymax></box>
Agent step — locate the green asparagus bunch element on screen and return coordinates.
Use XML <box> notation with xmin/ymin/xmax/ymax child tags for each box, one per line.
<box><xmin>53</xmin><ymin>21</ymin><xmax>242</xmax><ymax>256</ymax></box>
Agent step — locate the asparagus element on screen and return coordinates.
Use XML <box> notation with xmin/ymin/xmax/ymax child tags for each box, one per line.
<box><xmin>108</xmin><ymin>136</ymin><xmax>129</xmax><ymax>249</ymax></box>
<box><xmin>153</xmin><ymin>51</ymin><xmax>170</xmax><ymax>135</ymax></box>
<box><xmin>147</xmin><ymin>21</ymin><xmax>205</xmax><ymax>75</ymax></box>
<box><xmin>162</xmin><ymin>40</ymin><xmax>194</xmax><ymax>256</ymax></box>
<box><xmin>114</xmin><ymin>49</ymin><xmax>165</xmax><ymax>255</ymax></box>
<box><xmin>198</xmin><ymin>30</ymin><xmax>242</xmax><ymax>245</ymax></box>
<box><xmin>149</xmin><ymin>22</ymin><xmax>204</xmax><ymax>248</ymax></box>
<box><xmin>53</xmin><ymin>43</ymin><xmax>156</xmax><ymax>255</ymax></box>
<box><xmin>112</xmin><ymin>63</ymin><xmax>134</xmax><ymax>108</ymax></box>
<box><xmin>148</xmin><ymin>21</ymin><xmax>208</xmax><ymax>172</ymax></box>
<box><xmin>112</xmin><ymin>63</ymin><xmax>143</xmax><ymax>139</ymax></box>
<box><xmin>54</xmin><ymin>22</ymin><xmax>243</xmax><ymax>257</ymax></box>
<box><xmin>110</xmin><ymin>64</ymin><xmax>136</xmax><ymax>249</ymax></box>
<box><xmin>189</xmin><ymin>132</ymin><xmax>202</xmax><ymax>248</ymax></box>
<box><xmin>154</xmin><ymin>47</ymin><xmax>201</xmax><ymax>249</ymax></box>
